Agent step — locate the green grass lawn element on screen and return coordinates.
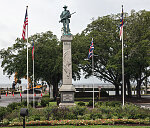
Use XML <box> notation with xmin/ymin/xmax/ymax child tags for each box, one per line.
<box><xmin>3</xmin><ymin>125</ymin><xmax>150</xmax><ymax>128</ymax></box>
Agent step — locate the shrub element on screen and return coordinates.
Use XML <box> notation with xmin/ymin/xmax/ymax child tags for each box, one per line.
<box><xmin>0</xmin><ymin>107</ymin><xmax>7</xmax><ymax>122</ymax></box>
<box><xmin>89</xmin><ymin>109</ymin><xmax>102</xmax><ymax>120</ymax></box>
<box><xmin>21</xmin><ymin>100</ymin><xmax>27</xmax><ymax>106</ymax></box>
<box><xmin>121</xmin><ymin>103</ymin><xmax>150</xmax><ymax>119</ymax></box>
<box><xmin>72</xmin><ymin>106</ymin><xmax>87</xmax><ymax>116</ymax></box>
<box><xmin>102</xmin><ymin>114</ymin><xmax>109</xmax><ymax>119</ymax></box>
<box><xmin>96</xmin><ymin>101</ymin><xmax>122</xmax><ymax>107</ymax></box>
<box><xmin>7</xmin><ymin>102</ymin><xmax>22</xmax><ymax>112</ymax></box>
<box><xmin>77</xmin><ymin>115</ymin><xmax>84</xmax><ymax>120</ymax></box>
<box><xmin>44</xmin><ymin>105</ymin><xmax>56</xmax><ymax>120</ymax></box>
<box><xmin>28</xmin><ymin>107</ymin><xmax>45</xmax><ymax>121</ymax></box>
<box><xmin>51</xmin><ymin>106</ymin><xmax>87</xmax><ymax>120</ymax></box>
<box><xmin>51</xmin><ymin>107</ymin><xmax>70</xmax><ymax>120</ymax></box>
<box><xmin>105</xmin><ymin>101</ymin><xmax>122</xmax><ymax>107</ymax></box>
<box><xmin>12</xmin><ymin>118</ymin><xmax>20</xmax><ymax>123</ymax></box>
<box><xmin>42</xmin><ymin>94</ymin><xmax>50</xmax><ymax>98</ymax></box>
<box><xmin>83</xmin><ymin>114</ymin><xmax>91</xmax><ymax>120</ymax></box>
<box><xmin>29</xmin><ymin>101</ymin><xmax>38</xmax><ymax>107</ymax></box>
<box><xmin>5</xmin><ymin>109</ymin><xmax>20</xmax><ymax>121</ymax></box>
<box><xmin>78</xmin><ymin>101</ymin><xmax>85</xmax><ymax>106</ymax></box>
<box><xmin>87</xmin><ymin>100</ymin><xmax>93</xmax><ymax>106</ymax></box>
<box><xmin>32</xmin><ymin>115</ymin><xmax>40</xmax><ymax>121</ymax></box>
<box><xmin>2</xmin><ymin>118</ymin><xmax>9</xmax><ymax>126</ymax></box>
<box><xmin>98</xmin><ymin>105</ymin><xmax>112</xmax><ymax>114</ymax></box>
<box><xmin>41</xmin><ymin>97</ymin><xmax>51</xmax><ymax>107</ymax></box>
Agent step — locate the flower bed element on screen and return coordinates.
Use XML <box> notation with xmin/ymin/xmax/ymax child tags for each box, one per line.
<box><xmin>1</xmin><ymin>119</ymin><xmax>148</xmax><ymax>127</ymax></box>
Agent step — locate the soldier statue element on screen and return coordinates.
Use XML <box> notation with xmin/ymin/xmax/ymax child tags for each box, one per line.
<box><xmin>60</xmin><ymin>5</ymin><xmax>75</xmax><ymax>35</ymax></box>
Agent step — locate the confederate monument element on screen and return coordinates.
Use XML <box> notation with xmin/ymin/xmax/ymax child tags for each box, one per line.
<box><xmin>59</xmin><ymin>5</ymin><xmax>76</xmax><ymax>107</ymax></box>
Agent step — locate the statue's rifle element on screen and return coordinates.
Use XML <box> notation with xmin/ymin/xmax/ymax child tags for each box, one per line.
<box><xmin>59</xmin><ymin>12</ymin><xmax>76</xmax><ymax>23</ymax></box>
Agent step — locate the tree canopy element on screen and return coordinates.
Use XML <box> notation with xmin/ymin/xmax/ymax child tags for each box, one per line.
<box><xmin>73</xmin><ymin>10</ymin><xmax>150</xmax><ymax>97</ymax></box>
<box><xmin>0</xmin><ymin>10</ymin><xmax>150</xmax><ymax>98</ymax></box>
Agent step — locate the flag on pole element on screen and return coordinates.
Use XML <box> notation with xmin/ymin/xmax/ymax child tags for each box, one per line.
<box><xmin>22</xmin><ymin>7</ymin><xmax>28</xmax><ymax>40</ymax></box>
<box><xmin>120</xmin><ymin>5</ymin><xmax>124</xmax><ymax>40</ymax></box>
<box><xmin>32</xmin><ymin>42</ymin><xmax>34</xmax><ymax>60</ymax></box>
<box><xmin>88</xmin><ymin>39</ymin><xmax>94</xmax><ymax>59</ymax></box>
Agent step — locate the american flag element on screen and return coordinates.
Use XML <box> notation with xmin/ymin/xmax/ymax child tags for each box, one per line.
<box><xmin>32</xmin><ymin>42</ymin><xmax>34</xmax><ymax>60</ymax></box>
<box><xmin>22</xmin><ymin>7</ymin><xmax>28</xmax><ymax>40</ymax></box>
<box><xmin>88</xmin><ymin>39</ymin><xmax>94</xmax><ymax>59</ymax></box>
<box><xmin>120</xmin><ymin>5</ymin><xmax>123</xmax><ymax>40</ymax></box>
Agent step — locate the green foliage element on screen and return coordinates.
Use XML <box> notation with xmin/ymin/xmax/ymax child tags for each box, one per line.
<box><xmin>7</xmin><ymin>102</ymin><xmax>22</xmax><ymax>113</ymax></box>
<box><xmin>72</xmin><ymin>106</ymin><xmax>87</xmax><ymax>116</ymax></box>
<box><xmin>87</xmin><ymin>100</ymin><xmax>94</xmax><ymax>106</ymax></box>
<box><xmin>0</xmin><ymin>31</ymin><xmax>62</xmax><ymax>97</ymax></box>
<box><xmin>2</xmin><ymin>118</ymin><xmax>9</xmax><ymax>125</ymax></box>
<box><xmin>20</xmin><ymin>100</ymin><xmax>38</xmax><ymax>107</ymax></box>
<box><xmin>51</xmin><ymin>107</ymin><xmax>76</xmax><ymax>120</ymax></box>
<box><xmin>41</xmin><ymin>97</ymin><xmax>51</xmax><ymax>107</ymax></box>
<box><xmin>96</xmin><ymin>101</ymin><xmax>122</xmax><ymax>107</ymax></box>
<box><xmin>75</xmin><ymin>10</ymin><xmax>150</xmax><ymax>97</ymax></box>
<box><xmin>43</xmin><ymin>105</ymin><xmax>56</xmax><ymax>120</ymax></box>
<box><xmin>21</xmin><ymin>100</ymin><xmax>27</xmax><ymax>106</ymax></box>
<box><xmin>0</xmin><ymin>107</ymin><xmax>7</xmax><ymax>121</ymax></box>
<box><xmin>11</xmin><ymin>118</ymin><xmax>20</xmax><ymax>123</ymax></box>
<box><xmin>77</xmin><ymin>101</ymin><xmax>85</xmax><ymax>106</ymax></box>
<box><xmin>4</xmin><ymin>108</ymin><xmax>21</xmax><ymax>121</ymax></box>
<box><xmin>29</xmin><ymin>101</ymin><xmax>38</xmax><ymax>107</ymax></box>
<box><xmin>90</xmin><ymin>109</ymin><xmax>102</xmax><ymax>120</ymax></box>
<box><xmin>1</xmin><ymin>101</ymin><xmax>150</xmax><ymax>123</ymax></box>
<box><xmin>42</xmin><ymin>94</ymin><xmax>50</xmax><ymax>98</ymax></box>
<box><xmin>96</xmin><ymin>102</ymin><xmax>150</xmax><ymax>119</ymax></box>
<box><xmin>28</xmin><ymin>107</ymin><xmax>45</xmax><ymax>121</ymax></box>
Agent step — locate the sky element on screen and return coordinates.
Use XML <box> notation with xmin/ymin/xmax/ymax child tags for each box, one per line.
<box><xmin>0</xmin><ymin>0</ymin><xmax>150</xmax><ymax>84</ymax></box>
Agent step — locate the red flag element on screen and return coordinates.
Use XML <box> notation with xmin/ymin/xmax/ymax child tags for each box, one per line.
<box><xmin>22</xmin><ymin>7</ymin><xmax>28</xmax><ymax>40</ymax></box>
<box><xmin>20</xmin><ymin>92</ymin><xmax>22</xmax><ymax>97</ymax></box>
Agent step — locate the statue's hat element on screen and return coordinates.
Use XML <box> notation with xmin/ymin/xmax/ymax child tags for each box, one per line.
<box><xmin>63</xmin><ymin>5</ymin><xmax>67</xmax><ymax>8</ymax></box>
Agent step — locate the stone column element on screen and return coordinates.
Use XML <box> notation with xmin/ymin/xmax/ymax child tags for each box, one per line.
<box><xmin>59</xmin><ymin>35</ymin><xmax>76</xmax><ymax>107</ymax></box>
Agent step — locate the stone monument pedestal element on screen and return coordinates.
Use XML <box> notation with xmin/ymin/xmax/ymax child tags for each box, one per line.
<box><xmin>59</xmin><ymin>85</ymin><xmax>76</xmax><ymax>107</ymax></box>
<box><xmin>59</xmin><ymin>35</ymin><xmax>76</xmax><ymax>107</ymax></box>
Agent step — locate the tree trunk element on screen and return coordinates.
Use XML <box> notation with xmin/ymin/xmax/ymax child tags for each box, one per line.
<box><xmin>115</xmin><ymin>84</ymin><xmax>119</xmax><ymax>96</ymax></box>
<box><xmin>47</xmin><ymin>82</ymin><xmax>51</xmax><ymax>97</ymax></box>
<box><xmin>137</xmin><ymin>80</ymin><xmax>141</xmax><ymax>98</ymax></box>
<box><xmin>53</xmin><ymin>82</ymin><xmax>58</xmax><ymax>100</ymax></box>
<box><xmin>126</xmin><ymin>79</ymin><xmax>132</xmax><ymax>97</ymax></box>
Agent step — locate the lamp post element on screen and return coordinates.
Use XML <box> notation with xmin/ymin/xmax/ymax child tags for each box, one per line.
<box><xmin>20</xmin><ymin>108</ymin><xmax>28</xmax><ymax>128</ymax></box>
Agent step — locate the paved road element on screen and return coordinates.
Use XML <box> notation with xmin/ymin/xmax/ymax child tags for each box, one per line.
<box><xmin>0</xmin><ymin>93</ymin><xmax>42</xmax><ymax>107</ymax></box>
<box><xmin>0</xmin><ymin>94</ymin><xmax>149</xmax><ymax>109</ymax></box>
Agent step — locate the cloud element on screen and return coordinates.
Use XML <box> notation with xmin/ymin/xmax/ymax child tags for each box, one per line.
<box><xmin>0</xmin><ymin>0</ymin><xmax>150</xmax><ymax>84</ymax></box>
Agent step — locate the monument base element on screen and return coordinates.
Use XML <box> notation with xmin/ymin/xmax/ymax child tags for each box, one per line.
<box><xmin>59</xmin><ymin>84</ymin><xmax>76</xmax><ymax>92</ymax></box>
<box><xmin>59</xmin><ymin>102</ymin><xmax>76</xmax><ymax>107</ymax></box>
<box><xmin>59</xmin><ymin>84</ymin><xmax>76</xmax><ymax>107</ymax></box>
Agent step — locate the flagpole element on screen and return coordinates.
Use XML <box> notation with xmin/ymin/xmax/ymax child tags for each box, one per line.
<box><xmin>33</xmin><ymin>52</ymin><xmax>35</xmax><ymax>108</ymax></box>
<box><xmin>92</xmin><ymin>38</ymin><xmax>94</xmax><ymax>109</ymax></box>
<box><xmin>122</xmin><ymin>19</ymin><xmax>125</xmax><ymax>107</ymax></box>
<box><xmin>26</xmin><ymin>6</ymin><xmax>29</xmax><ymax>108</ymax></box>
